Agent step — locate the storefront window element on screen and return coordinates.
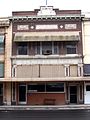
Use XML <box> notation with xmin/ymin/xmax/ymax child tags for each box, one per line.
<box><xmin>27</xmin><ymin>83</ymin><xmax>64</xmax><ymax>93</ymax></box>
<box><xmin>46</xmin><ymin>83</ymin><xmax>64</xmax><ymax>92</ymax></box>
<box><xmin>28</xmin><ymin>83</ymin><xmax>45</xmax><ymax>92</ymax></box>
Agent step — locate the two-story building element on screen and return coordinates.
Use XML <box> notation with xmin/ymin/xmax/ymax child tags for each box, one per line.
<box><xmin>82</xmin><ymin>17</ymin><xmax>90</xmax><ymax>104</ymax></box>
<box><xmin>0</xmin><ymin>17</ymin><xmax>12</xmax><ymax>105</ymax></box>
<box><xmin>10</xmin><ymin>6</ymin><xmax>84</xmax><ymax>105</ymax></box>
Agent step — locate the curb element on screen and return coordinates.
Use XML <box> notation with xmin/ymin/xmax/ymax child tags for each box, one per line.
<box><xmin>0</xmin><ymin>105</ymin><xmax>90</xmax><ymax>111</ymax></box>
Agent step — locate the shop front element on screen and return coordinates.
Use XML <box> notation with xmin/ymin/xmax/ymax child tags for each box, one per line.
<box><xmin>15</xmin><ymin>82</ymin><xmax>66</xmax><ymax>105</ymax></box>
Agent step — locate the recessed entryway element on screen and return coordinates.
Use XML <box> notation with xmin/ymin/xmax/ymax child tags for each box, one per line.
<box><xmin>19</xmin><ymin>85</ymin><xmax>26</xmax><ymax>104</ymax></box>
<box><xmin>70</xmin><ymin>86</ymin><xmax>77</xmax><ymax>104</ymax></box>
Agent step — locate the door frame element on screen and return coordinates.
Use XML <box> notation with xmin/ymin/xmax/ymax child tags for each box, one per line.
<box><xmin>18</xmin><ymin>84</ymin><xmax>27</xmax><ymax>104</ymax></box>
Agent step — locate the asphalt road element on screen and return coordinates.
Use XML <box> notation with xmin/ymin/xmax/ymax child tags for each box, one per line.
<box><xmin>0</xmin><ymin>110</ymin><xmax>90</xmax><ymax>120</ymax></box>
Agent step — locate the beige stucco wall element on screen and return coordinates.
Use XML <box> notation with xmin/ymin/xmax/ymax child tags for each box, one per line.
<box><xmin>4</xmin><ymin>82</ymin><xmax>11</xmax><ymax>105</ymax></box>
<box><xmin>82</xmin><ymin>20</ymin><xmax>90</xmax><ymax>64</ymax></box>
<box><xmin>4</xmin><ymin>21</ymin><xmax>12</xmax><ymax>105</ymax></box>
<box><xmin>4</xmin><ymin>22</ymin><xmax>12</xmax><ymax>78</ymax></box>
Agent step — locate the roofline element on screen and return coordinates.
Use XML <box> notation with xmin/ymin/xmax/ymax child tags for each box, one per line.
<box><xmin>9</xmin><ymin>15</ymin><xmax>85</xmax><ymax>20</ymax></box>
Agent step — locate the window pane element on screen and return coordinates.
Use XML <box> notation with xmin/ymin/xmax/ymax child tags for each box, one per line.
<box><xmin>42</xmin><ymin>42</ymin><xmax>52</xmax><ymax>55</ymax></box>
<box><xmin>28</xmin><ymin>83</ymin><xmax>45</xmax><ymax>92</ymax></box>
<box><xmin>54</xmin><ymin>42</ymin><xmax>59</xmax><ymax>54</ymax></box>
<box><xmin>0</xmin><ymin>36</ymin><xmax>4</xmax><ymax>43</ymax></box>
<box><xmin>35</xmin><ymin>42</ymin><xmax>40</xmax><ymax>55</ymax></box>
<box><xmin>0</xmin><ymin>63</ymin><xmax>4</xmax><ymax>78</ymax></box>
<box><xmin>86</xmin><ymin>85</ymin><xmax>90</xmax><ymax>91</ymax></box>
<box><xmin>66</xmin><ymin>44</ymin><xmax>76</xmax><ymax>54</ymax></box>
<box><xmin>84</xmin><ymin>64</ymin><xmax>90</xmax><ymax>76</ymax></box>
<box><xmin>18</xmin><ymin>43</ymin><xmax>27</xmax><ymax>55</ymax></box>
<box><xmin>46</xmin><ymin>83</ymin><xmax>64</xmax><ymax>92</ymax></box>
<box><xmin>0</xmin><ymin>36</ymin><xmax>4</xmax><ymax>54</ymax></box>
<box><xmin>0</xmin><ymin>43</ymin><xmax>4</xmax><ymax>54</ymax></box>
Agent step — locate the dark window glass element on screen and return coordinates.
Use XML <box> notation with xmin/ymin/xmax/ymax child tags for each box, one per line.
<box><xmin>46</xmin><ymin>83</ymin><xmax>64</xmax><ymax>92</ymax></box>
<box><xmin>54</xmin><ymin>42</ymin><xmax>59</xmax><ymax>54</ymax></box>
<box><xmin>0</xmin><ymin>36</ymin><xmax>4</xmax><ymax>54</ymax></box>
<box><xmin>35</xmin><ymin>42</ymin><xmax>40</xmax><ymax>55</ymax></box>
<box><xmin>35</xmin><ymin>42</ymin><xmax>59</xmax><ymax>55</ymax></box>
<box><xmin>86</xmin><ymin>85</ymin><xmax>90</xmax><ymax>91</ymax></box>
<box><xmin>42</xmin><ymin>42</ymin><xmax>52</xmax><ymax>55</ymax></box>
<box><xmin>66</xmin><ymin>43</ymin><xmax>76</xmax><ymax>54</ymax></box>
<box><xmin>28</xmin><ymin>84</ymin><xmax>45</xmax><ymax>92</ymax></box>
<box><xmin>0</xmin><ymin>63</ymin><xmax>4</xmax><ymax>78</ymax></box>
<box><xmin>18</xmin><ymin>43</ymin><xmax>27</xmax><ymax>55</ymax></box>
<box><xmin>84</xmin><ymin>64</ymin><xmax>90</xmax><ymax>76</ymax></box>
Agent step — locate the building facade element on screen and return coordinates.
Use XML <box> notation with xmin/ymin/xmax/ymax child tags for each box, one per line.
<box><xmin>10</xmin><ymin>6</ymin><xmax>84</xmax><ymax>105</ymax></box>
<box><xmin>0</xmin><ymin>17</ymin><xmax>12</xmax><ymax>105</ymax></box>
<box><xmin>82</xmin><ymin>18</ymin><xmax>90</xmax><ymax>104</ymax></box>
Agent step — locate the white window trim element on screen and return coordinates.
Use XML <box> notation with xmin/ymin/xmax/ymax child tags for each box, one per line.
<box><xmin>12</xmin><ymin>65</ymin><xmax>16</xmax><ymax>77</ymax></box>
<box><xmin>65</xmin><ymin>65</ymin><xmax>70</xmax><ymax>77</ymax></box>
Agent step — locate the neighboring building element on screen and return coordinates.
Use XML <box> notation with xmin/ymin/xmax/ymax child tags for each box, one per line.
<box><xmin>0</xmin><ymin>18</ymin><xmax>12</xmax><ymax>105</ymax></box>
<box><xmin>82</xmin><ymin>18</ymin><xmax>90</xmax><ymax>104</ymax></box>
<box><xmin>10</xmin><ymin>6</ymin><xmax>84</xmax><ymax>105</ymax></box>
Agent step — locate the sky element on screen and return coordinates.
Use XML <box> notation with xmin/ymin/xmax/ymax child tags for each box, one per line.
<box><xmin>0</xmin><ymin>0</ymin><xmax>90</xmax><ymax>17</ymax></box>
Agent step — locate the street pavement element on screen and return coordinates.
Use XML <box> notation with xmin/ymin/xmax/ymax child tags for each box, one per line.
<box><xmin>0</xmin><ymin>109</ymin><xmax>90</xmax><ymax>120</ymax></box>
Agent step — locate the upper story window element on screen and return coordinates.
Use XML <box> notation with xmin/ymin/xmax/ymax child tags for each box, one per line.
<box><xmin>66</xmin><ymin>42</ymin><xmax>76</xmax><ymax>54</ymax></box>
<box><xmin>84</xmin><ymin>64</ymin><xmax>90</xmax><ymax>76</ymax></box>
<box><xmin>0</xmin><ymin>63</ymin><xmax>4</xmax><ymax>78</ymax></box>
<box><xmin>35</xmin><ymin>41</ymin><xmax>59</xmax><ymax>55</ymax></box>
<box><xmin>0</xmin><ymin>35</ymin><xmax>4</xmax><ymax>54</ymax></box>
<box><xmin>17</xmin><ymin>43</ymin><xmax>27</xmax><ymax>55</ymax></box>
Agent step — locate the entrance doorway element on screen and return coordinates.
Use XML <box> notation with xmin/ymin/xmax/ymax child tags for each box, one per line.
<box><xmin>70</xmin><ymin>86</ymin><xmax>77</xmax><ymax>104</ymax></box>
<box><xmin>19</xmin><ymin>85</ymin><xmax>26</xmax><ymax>104</ymax></box>
<box><xmin>85</xmin><ymin>85</ymin><xmax>90</xmax><ymax>104</ymax></box>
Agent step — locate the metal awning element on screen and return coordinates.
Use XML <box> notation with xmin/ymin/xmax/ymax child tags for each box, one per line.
<box><xmin>13</xmin><ymin>32</ymin><xmax>80</xmax><ymax>42</ymax></box>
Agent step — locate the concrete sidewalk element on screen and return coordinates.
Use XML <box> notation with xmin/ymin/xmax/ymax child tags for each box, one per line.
<box><xmin>0</xmin><ymin>105</ymin><xmax>90</xmax><ymax>111</ymax></box>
